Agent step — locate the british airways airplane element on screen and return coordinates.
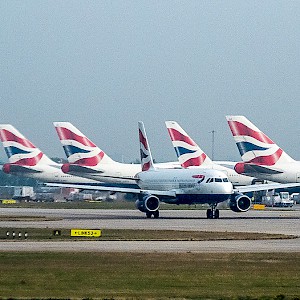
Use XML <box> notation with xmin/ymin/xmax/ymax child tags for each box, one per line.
<box><xmin>64</xmin><ymin>121</ymin><xmax>300</xmax><ymax>219</ymax></box>
<box><xmin>165</xmin><ymin>121</ymin><xmax>257</xmax><ymax>186</ymax></box>
<box><xmin>226</xmin><ymin>115</ymin><xmax>300</xmax><ymax>183</ymax></box>
<box><xmin>0</xmin><ymin>124</ymin><xmax>101</xmax><ymax>186</ymax></box>
<box><xmin>53</xmin><ymin>122</ymin><xmax>180</xmax><ymax>186</ymax></box>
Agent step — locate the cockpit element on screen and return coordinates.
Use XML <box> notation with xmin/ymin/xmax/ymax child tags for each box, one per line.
<box><xmin>206</xmin><ymin>177</ymin><xmax>229</xmax><ymax>183</ymax></box>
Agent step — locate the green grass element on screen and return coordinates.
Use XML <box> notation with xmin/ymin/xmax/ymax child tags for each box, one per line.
<box><xmin>0</xmin><ymin>227</ymin><xmax>295</xmax><ymax>241</ymax></box>
<box><xmin>0</xmin><ymin>252</ymin><xmax>299</xmax><ymax>299</ymax></box>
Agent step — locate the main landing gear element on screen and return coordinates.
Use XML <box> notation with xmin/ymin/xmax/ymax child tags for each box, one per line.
<box><xmin>206</xmin><ymin>204</ymin><xmax>219</xmax><ymax>219</ymax></box>
<box><xmin>146</xmin><ymin>210</ymin><xmax>160</xmax><ymax>219</ymax></box>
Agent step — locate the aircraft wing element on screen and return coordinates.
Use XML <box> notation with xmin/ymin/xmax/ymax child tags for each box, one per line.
<box><xmin>234</xmin><ymin>182</ymin><xmax>300</xmax><ymax>193</ymax></box>
<box><xmin>45</xmin><ymin>182</ymin><xmax>177</xmax><ymax>197</ymax></box>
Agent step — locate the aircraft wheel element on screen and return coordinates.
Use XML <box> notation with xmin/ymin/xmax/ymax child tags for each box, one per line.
<box><xmin>206</xmin><ymin>209</ymin><xmax>213</xmax><ymax>219</ymax></box>
<box><xmin>153</xmin><ymin>210</ymin><xmax>159</xmax><ymax>219</ymax></box>
<box><xmin>146</xmin><ymin>211</ymin><xmax>152</xmax><ymax>218</ymax></box>
<box><xmin>214</xmin><ymin>209</ymin><xmax>220</xmax><ymax>219</ymax></box>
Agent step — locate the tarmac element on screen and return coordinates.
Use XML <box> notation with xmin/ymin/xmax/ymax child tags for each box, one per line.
<box><xmin>0</xmin><ymin>206</ymin><xmax>299</xmax><ymax>252</ymax></box>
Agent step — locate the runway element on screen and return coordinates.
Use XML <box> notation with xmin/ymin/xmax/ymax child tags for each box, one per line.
<box><xmin>0</xmin><ymin>206</ymin><xmax>299</xmax><ymax>253</ymax></box>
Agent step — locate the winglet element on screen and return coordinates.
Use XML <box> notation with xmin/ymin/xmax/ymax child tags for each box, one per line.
<box><xmin>138</xmin><ymin>121</ymin><xmax>155</xmax><ymax>171</ymax></box>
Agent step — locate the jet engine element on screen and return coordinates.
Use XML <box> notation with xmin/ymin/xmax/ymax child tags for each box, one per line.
<box><xmin>135</xmin><ymin>193</ymin><xmax>160</xmax><ymax>213</ymax></box>
<box><xmin>229</xmin><ymin>193</ymin><xmax>252</xmax><ymax>212</ymax></box>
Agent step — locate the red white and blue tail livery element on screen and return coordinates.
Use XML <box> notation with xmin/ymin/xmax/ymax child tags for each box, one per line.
<box><xmin>0</xmin><ymin>124</ymin><xmax>99</xmax><ymax>185</ymax></box>
<box><xmin>0</xmin><ymin>124</ymin><xmax>53</xmax><ymax>173</ymax></box>
<box><xmin>226</xmin><ymin>116</ymin><xmax>300</xmax><ymax>183</ymax></box>
<box><xmin>165</xmin><ymin>121</ymin><xmax>212</xmax><ymax>168</ymax></box>
<box><xmin>54</xmin><ymin>122</ymin><xmax>114</xmax><ymax>167</ymax></box>
<box><xmin>138</xmin><ymin>121</ymin><xmax>154</xmax><ymax>171</ymax></box>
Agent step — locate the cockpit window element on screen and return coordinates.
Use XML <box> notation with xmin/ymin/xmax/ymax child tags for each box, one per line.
<box><xmin>206</xmin><ymin>178</ymin><xmax>212</xmax><ymax>183</ymax></box>
<box><xmin>222</xmin><ymin>178</ymin><xmax>229</xmax><ymax>182</ymax></box>
<box><xmin>215</xmin><ymin>178</ymin><xmax>222</xmax><ymax>182</ymax></box>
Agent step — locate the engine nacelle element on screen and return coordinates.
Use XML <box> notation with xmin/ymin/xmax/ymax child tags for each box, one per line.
<box><xmin>229</xmin><ymin>193</ymin><xmax>252</xmax><ymax>213</ymax></box>
<box><xmin>135</xmin><ymin>194</ymin><xmax>160</xmax><ymax>213</ymax></box>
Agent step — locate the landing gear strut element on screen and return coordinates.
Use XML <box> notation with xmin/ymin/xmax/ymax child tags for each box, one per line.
<box><xmin>206</xmin><ymin>204</ymin><xmax>219</xmax><ymax>219</ymax></box>
<box><xmin>146</xmin><ymin>210</ymin><xmax>160</xmax><ymax>219</ymax></box>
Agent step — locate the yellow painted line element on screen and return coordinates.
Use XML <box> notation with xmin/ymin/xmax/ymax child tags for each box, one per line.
<box><xmin>70</xmin><ymin>229</ymin><xmax>102</xmax><ymax>237</ymax></box>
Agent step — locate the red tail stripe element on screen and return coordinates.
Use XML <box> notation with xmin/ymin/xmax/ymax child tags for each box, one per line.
<box><xmin>73</xmin><ymin>151</ymin><xmax>104</xmax><ymax>166</ymax></box>
<box><xmin>228</xmin><ymin>121</ymin><xmax>274</xmax><ymax>144</ymax></box>
<box><xmin>0</xmin><ymin>129</ymin><xmax>36</xmax><ymax>148</ymax></box>
<box><xmin>13</xmin><ymin>152</ymin><xmax>43</xmax><ymax>166</ymax></box>
<box><xmin>167</xmin><ymin>128</ymin><xmax>196</xmax><ymax>146</ymax></box>
<box><xmin>248</xmin><ymin>148</ymin><xmax>283</xmax><ymax>165</ymax></box>
<box><xmin>182</xmin><ymin>153</ymin><xmax>206</xmax><ymax>168</ymax></box>
<box><xmin>55</xmin><ymin>127</ymin><xmax>96</xmax><ymax>147</ymax></box>
<box><xmin>139</xmin><ymin>129</ymin><xmax>148</xmax><ymax>151</ymax></box>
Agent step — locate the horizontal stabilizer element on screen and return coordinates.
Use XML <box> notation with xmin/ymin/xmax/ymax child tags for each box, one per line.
<box><xmin>3</xmin><ymin>164</ymin><xmax>42</xmax><ymax>174</ymax></box>
<box><xmin>62</xmin><ymin>164</ymin><xmax>104</xmax><ymax>174</ymax></box>
<box><xmin>245</xmin><ymin>164</ymin><xmax>283</xmax><ymax>174</ymax></box>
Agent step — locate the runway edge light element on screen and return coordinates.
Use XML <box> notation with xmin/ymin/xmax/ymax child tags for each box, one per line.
<box><xmin>70</xmin><ymin>229</ymin><xmax>102</xmax><ymax>237</ymax></box>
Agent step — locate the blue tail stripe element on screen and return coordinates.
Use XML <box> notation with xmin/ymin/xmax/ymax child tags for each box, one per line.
<box><xmin>63</xmin><ymin>145</ymin><xmax>90</xmax><ymax>157</ymax></box>
<box><xmin>237</xmin><ymin>142</ymin><xmax>269</xmax><ymax>156</ymax></box>
<box><xmin>5</xmin><ymin>146</ymin><xmax>31</xmax><ymax>158</ymax></box>
<box><xmin>175</xmin><ymin>146</ymin><xmax>196</xmax><ymax>157</ymax></box>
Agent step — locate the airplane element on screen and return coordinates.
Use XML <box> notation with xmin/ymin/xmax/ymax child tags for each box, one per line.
<box><xmin>226</xmin><ymin>115</ymin><xmax>300</xmax><ymax>183</ymax></box>
<box><xmin>53</xmin><ymin>121</ymin><xmax>180</xmax><ymax>187</ymax></box>
<box><xmin>165</xmin><ymin>120</ymin><xmax>258</xmax><ymax>186</ymax></box>
<box><xmin>53</xmin><ymin>121</ymin><xmax>300</xmax><ymax>219</ymax></box>
<box><xmin>0</xmin><ymin>124</ymin><xmax>103</xmax><ymax>186</ymax></box>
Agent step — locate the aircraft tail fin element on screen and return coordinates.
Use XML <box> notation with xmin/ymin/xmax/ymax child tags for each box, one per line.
<box><xmin>53</xmin><ymin>122</ymin><xmax>115</xmax><ymax>166</ymax></box>
<box><xmin>165</xmin><ymin>121</ymin><xmax>213</xmax><ymax>168</ymax></box>
<box><xmin>0</xmin><ymin>124</ymin><xmax>55</xmax><ymax>167</ymax></box>
<box><xmin>138</xmin><ymin>121</ymin><xmax>155</xmax><ymax>171</ymax></box>
<box><xmin>226</xmin><ymin>115</ymin><xmax>295</xmax><ymax>166</ymax></box>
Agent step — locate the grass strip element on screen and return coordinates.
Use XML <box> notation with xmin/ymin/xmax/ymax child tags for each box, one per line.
<box><xmin>0</xmin><ymin>227</ymin><xmax>295</xmax><ymax>241</ymax></box>
<box><xmin>0</xmin><ymin>252</ymin><xmax>299</xmax><ymax>299</ymax></box>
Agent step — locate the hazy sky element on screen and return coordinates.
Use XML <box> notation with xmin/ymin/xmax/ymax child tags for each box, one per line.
<box><xmin>1</xmin><ymin>1</ymin><xmax>300</xmax><ymax>163</ymax></box>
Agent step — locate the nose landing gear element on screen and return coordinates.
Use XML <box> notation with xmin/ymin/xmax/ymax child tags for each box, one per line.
<box><xmin>206</xmin><ymin>204</ymin><xmax>219</xmax><ymax>219</ymax></box>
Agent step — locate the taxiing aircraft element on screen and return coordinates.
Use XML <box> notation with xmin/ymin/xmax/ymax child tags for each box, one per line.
<box><xmin>0</xmin><ymin>124</ymin><xmax>101</xmax><ymax>186</ymax></box>
<box><xmin>226</xmin><ymin>115</ymin><xmax>300</xmax><ymax>183</ymax></box>
<box><xmin>58</xmin><ymin>121</ymin><xmax>300</xmax><ymax>219</ymax></box>
<box><xmin>165</xmin><ymin>121</ymin><xmax>257</xmax><ymax>186</ymax></box>
<box><xmin>53</xmin><ymin>122</ymin><xmax>180</xmax><ymax>187</ymax></box>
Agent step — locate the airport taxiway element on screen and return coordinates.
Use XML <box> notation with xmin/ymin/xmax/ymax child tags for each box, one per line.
<box><xmin>0</xmin><ymin>207</ymin><xmax>299</xmax><ymax>253</ymax></box>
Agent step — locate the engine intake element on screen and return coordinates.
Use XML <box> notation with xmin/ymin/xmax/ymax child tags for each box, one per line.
<box><xmin>229</xmin><ymin>193</ymin><xmax>251</xmax><ymax>213</ymax></box>
<box><xmin>135</xmin><ymin>194</ymin><xmax>160</xmax><ymax>213</ymax></box>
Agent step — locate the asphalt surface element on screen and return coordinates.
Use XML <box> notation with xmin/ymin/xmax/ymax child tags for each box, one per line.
<box><xmin>0</xmin><ymin>206</ymin><xmax>299</xmax><ymax>253</ymax></box>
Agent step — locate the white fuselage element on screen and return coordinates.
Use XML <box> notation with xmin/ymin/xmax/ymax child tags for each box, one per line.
<box><xmin>136</xmin><ymin>168</ymin><xmax>233</xmax><ymax>197</ymax></box>
<box><xmin>65</xmin><ymin>161</ymin><xmax>181</xmax><ymax>185</ymax></box>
